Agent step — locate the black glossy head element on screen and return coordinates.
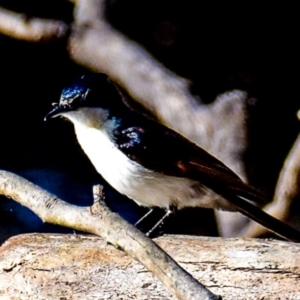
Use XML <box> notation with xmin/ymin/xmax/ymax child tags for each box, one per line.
<box><xmin>45</xmin><ymin>73</ymin><xmax>126</xmax><ymax>121</ymax></box>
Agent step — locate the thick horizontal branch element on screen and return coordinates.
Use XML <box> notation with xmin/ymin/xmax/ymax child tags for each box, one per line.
<box><xmin>1</xmin><ymin>234</ymin><xmax>300</xmax><ymax>299</ymax></box>
<box><xmin>0</xmin><ymin>6</ymin><xmax>68</xmax><ymax>42</ymax></box>
<box><xmin>0</xmin><ymin>170</ymin><xmax>219</xmax><ymax>300</ymax></box>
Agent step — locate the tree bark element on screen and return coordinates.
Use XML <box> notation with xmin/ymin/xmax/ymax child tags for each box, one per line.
<box><xmin>0</xmin><ymin>234</ymin><xmax>299</xmax><ymax>300</ymax></box>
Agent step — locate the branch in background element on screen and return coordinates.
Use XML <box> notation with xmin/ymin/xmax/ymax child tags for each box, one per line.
<box><xmin>0</xmin><ymin>6</ymin><xmax>68</xmax><ymax>42</ymax></box>
<box><xmin>69</xmin><ymin>0</ymin><xmax>248</xmax><ymax>178</ymax></box>
<box><xmin>240</xmin><ymin>132</ymin><xmax>300</xmax><ymax>238</ymax></box>
<box><xmin>0</xmin><ymin>170</ymin><xmax>220</xmax><ymax>300</ymax></box>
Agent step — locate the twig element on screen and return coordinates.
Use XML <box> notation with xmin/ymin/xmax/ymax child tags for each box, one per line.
<box><xmin>0</xmin><ymin>6</ymin><xmax>68</xmax><ymax>42</ymax></box>
<box><xmin>0</xmin><ymin>170</ymin><xmax>220</xmax><ymax>300</ymax></box>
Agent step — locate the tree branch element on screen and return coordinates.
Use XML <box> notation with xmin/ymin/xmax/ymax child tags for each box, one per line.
<box><xmin>0</xmin><ymin>6</ymin><xmax>68</xmax><ymax>42</ymax></box>
<box><xmin>1</xmin><ymin>233</ymin><xmax>300</xmax><ymax>299</ymax></box>
<box><xmin>0</xmin><ymin>170</ymin><xmax>220</xmax><ymax>300</ymax></box>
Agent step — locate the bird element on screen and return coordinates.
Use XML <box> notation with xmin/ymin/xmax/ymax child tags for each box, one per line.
<box><xmin>45</xmin><ymin>73</ymin><xmax>300</xmax><ymax>242</ymax></box>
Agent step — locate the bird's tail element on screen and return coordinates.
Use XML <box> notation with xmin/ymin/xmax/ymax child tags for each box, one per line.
<box><xmin>229</xmin><ymin>196</ymin><xmax>300</xmax><ymax>243</ymax></box>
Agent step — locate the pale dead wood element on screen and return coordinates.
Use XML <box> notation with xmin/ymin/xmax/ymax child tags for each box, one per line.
<box><xmin>0</xmin><ymin>234</ymin><xmax>299</xmax><ymax>300</ymax></box>
<box><xmin>0</xmin><ymin>6</ymin><xmax>68</xmax><ymax>42</ymax></box>
<box><xmin>0</xmin><ymin>170</ymin><xmax>219</xmax><ymax>300</ymax></box>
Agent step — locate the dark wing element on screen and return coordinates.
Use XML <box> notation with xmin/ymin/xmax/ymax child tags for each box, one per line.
<box><xmin>112</xmin><ymin>106</ymin><xmax>300</xmax><ymax>243</ymax></box>
<box><xmin>113</xmin><ymin>114</ymin><xmax>266</xmax><ymax>204</ymax></box>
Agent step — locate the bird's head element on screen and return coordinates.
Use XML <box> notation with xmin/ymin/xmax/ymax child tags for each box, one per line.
<box><xmin>44</xmin><ymin>73</ymin><xmax>126</xmax><ymax>128</ymax></box>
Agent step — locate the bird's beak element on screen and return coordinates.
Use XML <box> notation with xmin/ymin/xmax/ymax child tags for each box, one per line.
<box><xmin>44</xmin><ymin>104</ymin><xmax>68</xmax><ymax>121</ymax></box>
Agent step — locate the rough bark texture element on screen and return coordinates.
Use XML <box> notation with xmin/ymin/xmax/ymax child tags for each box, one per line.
<box><xmin>0</xmin><ymin>234</ymin><xmax>299</xmax><ymax>300</ymax></box>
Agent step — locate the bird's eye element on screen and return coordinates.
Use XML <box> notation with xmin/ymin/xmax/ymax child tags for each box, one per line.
<box><xmin>60</xmin><ymin>98</ymin><xmax>68</xmax><ymax>105</ymax></box>
<box><xmin>61</xmin><ymin>95</ymin><xmax>80</xmax><ymax>106</ymax></box>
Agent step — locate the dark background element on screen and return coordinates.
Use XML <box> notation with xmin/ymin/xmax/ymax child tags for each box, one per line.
<box><xmin>0</xmin><ymin>1</ymin><xmax>299</xmax><ymax>242</ymax></box>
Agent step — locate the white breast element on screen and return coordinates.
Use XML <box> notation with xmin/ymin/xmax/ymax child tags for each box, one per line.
<box><xmin>72</xmin><ymin>122</ymin><xmax>232</xmax><ymax>211</ymax></box>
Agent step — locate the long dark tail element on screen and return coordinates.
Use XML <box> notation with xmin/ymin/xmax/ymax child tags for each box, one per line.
<box><xmin>229</xmin><ymin>196</ymin><xmax>300</xmax><ymax>243</ymax></box>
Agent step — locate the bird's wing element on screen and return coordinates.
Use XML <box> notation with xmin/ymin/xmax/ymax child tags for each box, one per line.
<box><xmin>113</xmin><ymin>115</ymin><xmax>266</xmax><ymax>204</ymax></box>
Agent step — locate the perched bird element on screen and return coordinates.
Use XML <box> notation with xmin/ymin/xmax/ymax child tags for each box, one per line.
<box><xmin>45</xmin><ymin>73</ymin><xmax>300</xmax><ymax>242</ymax></box>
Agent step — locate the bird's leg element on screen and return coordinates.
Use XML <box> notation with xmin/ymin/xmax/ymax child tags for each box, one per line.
<box><xmin>134</xmin><ymin>208</ymin><xmax>154</xmax><ymax>226</ymax></box>
<box><xmin>146</xmin><ymin>209</ymin><xmax>173</xmax><ymax>237</ymax></box>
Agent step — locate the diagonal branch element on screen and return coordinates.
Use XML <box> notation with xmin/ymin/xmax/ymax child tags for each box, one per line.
<box><xmin>0</xmin><ymin>170</ymin><xmax>220</xmax><ymax>300</ymax></box>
